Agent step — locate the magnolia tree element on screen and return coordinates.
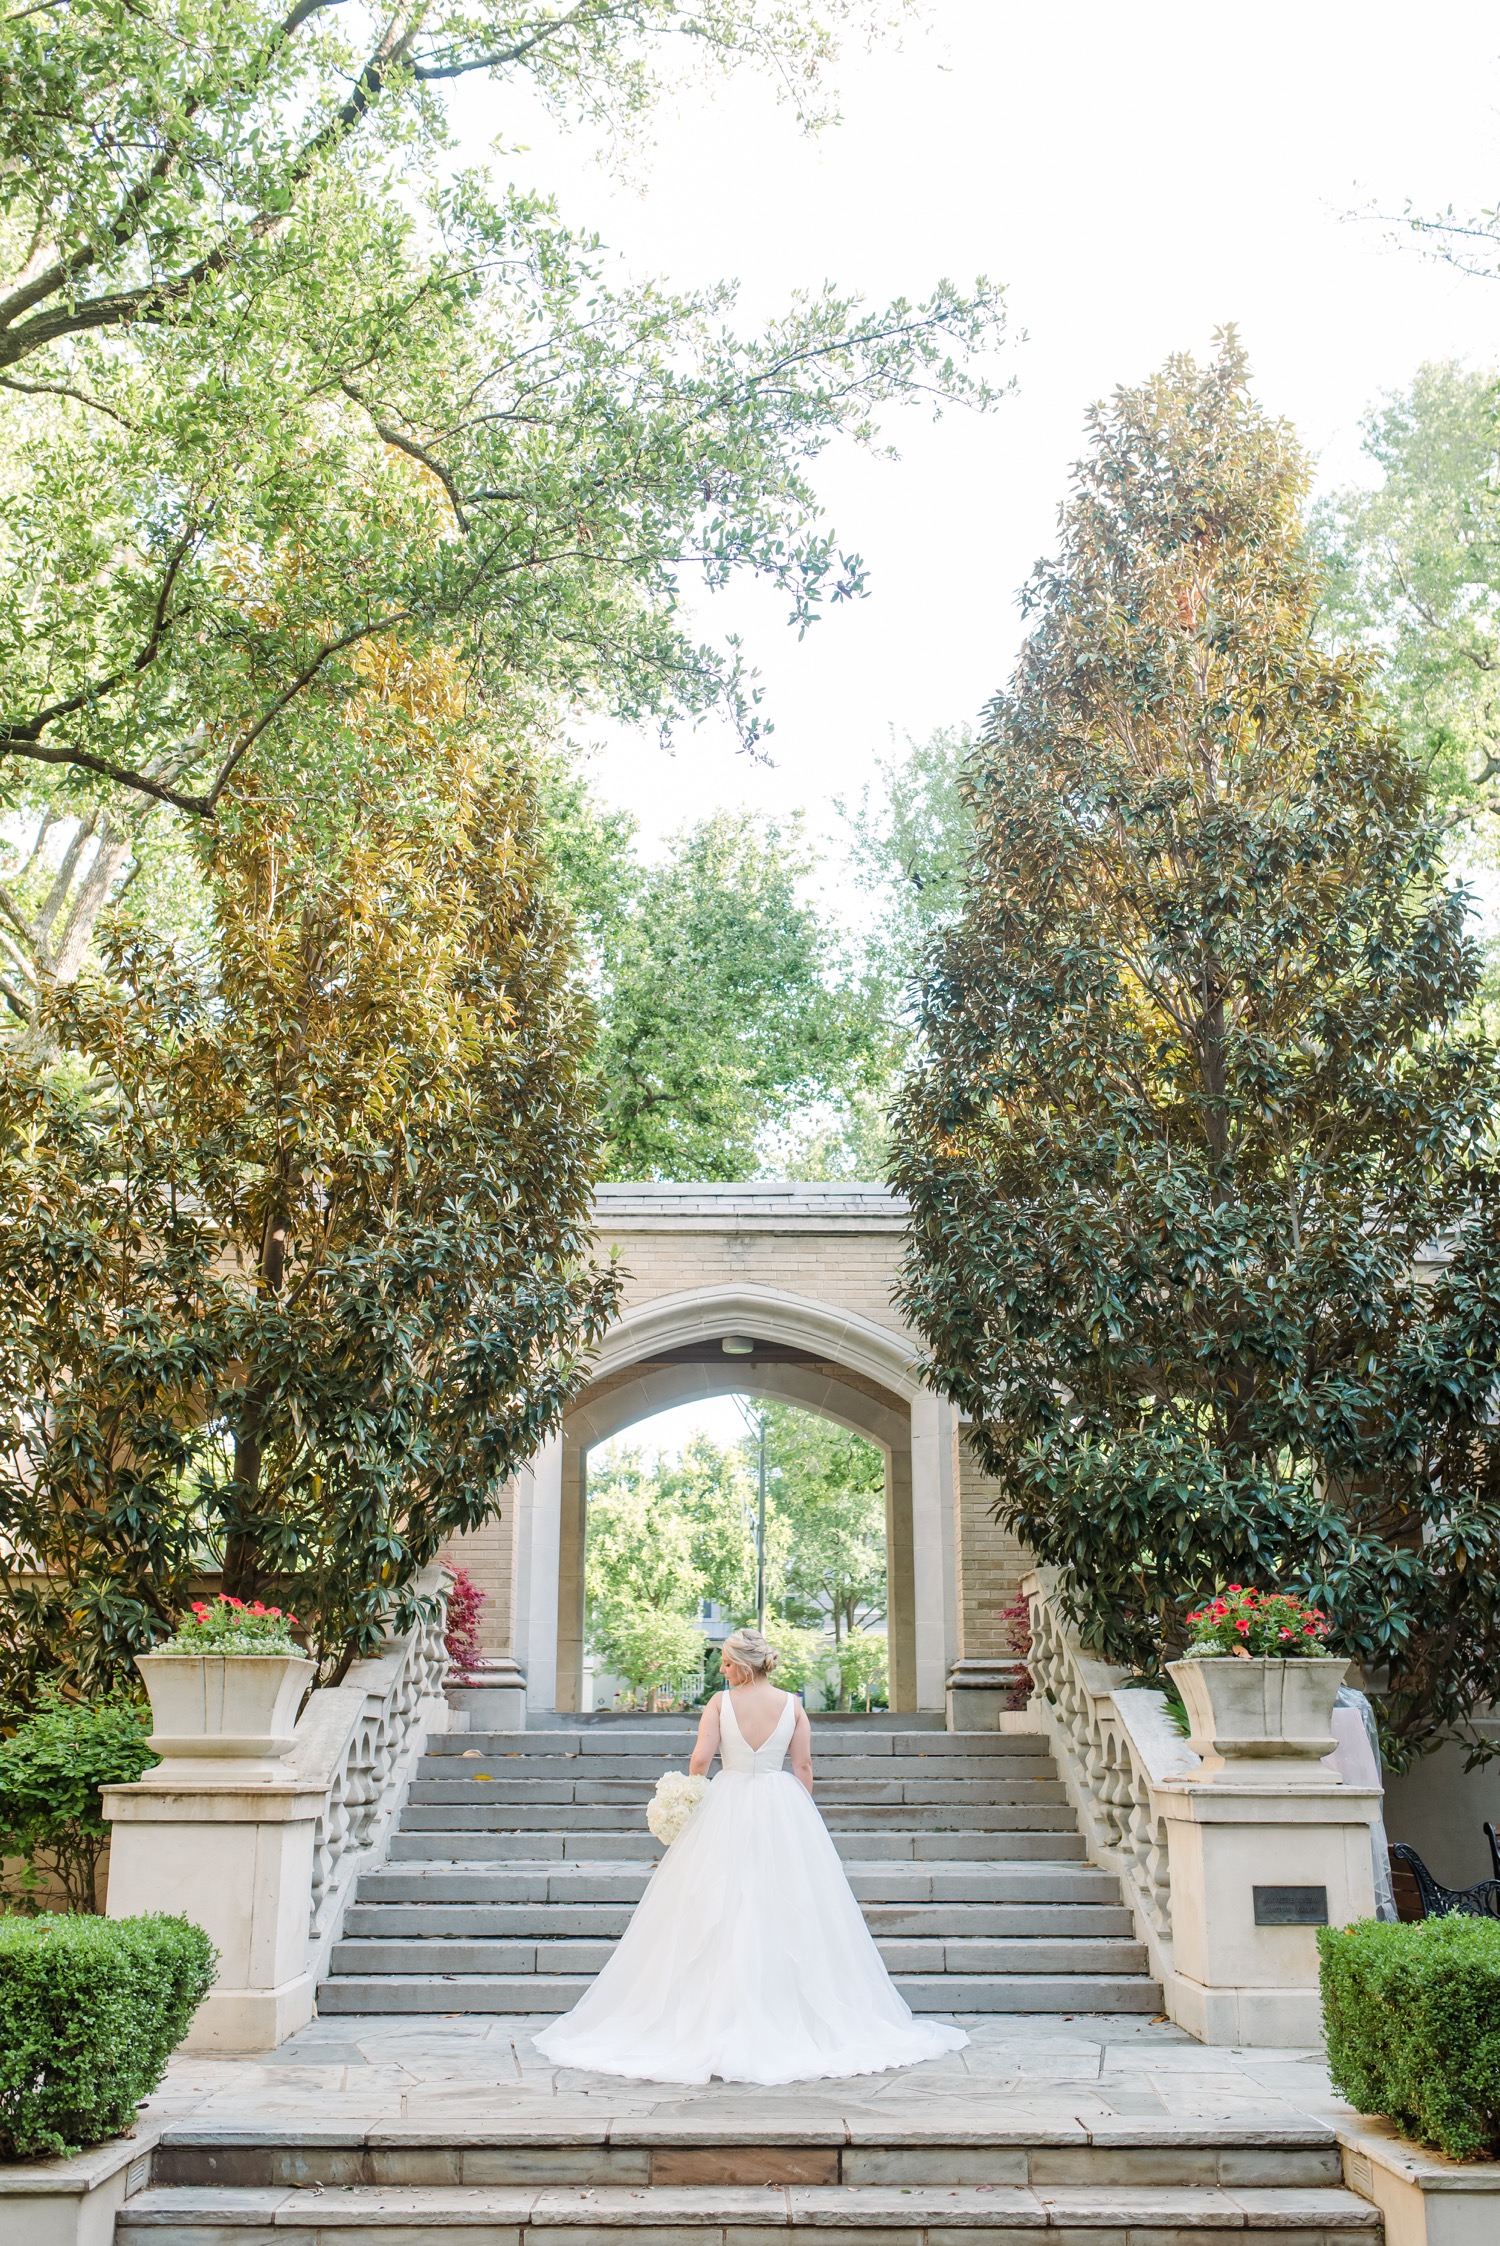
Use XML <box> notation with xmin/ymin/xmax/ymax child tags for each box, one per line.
<box><xmin>0</xmin><ymin>683</ymin><xmax>615</xmax><ymax>1700</ymax></box>
<box><xmin>894</xmin><ymin>337</ymin><xmax>1500</xmax><ymax>1766</ymax></box>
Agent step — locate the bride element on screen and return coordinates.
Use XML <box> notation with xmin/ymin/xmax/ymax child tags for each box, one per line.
<box><xmin>532</xmin><ymin>1628</ymin><xmax>969</xmax><ymax>2084</ymax></box>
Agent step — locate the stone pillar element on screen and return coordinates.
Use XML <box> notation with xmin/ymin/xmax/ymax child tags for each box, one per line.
<box><xmin>103</xmin><ymin>1777</ymin><xmax>324</xmax><ymax>2052</ymax></box>
<box><xmin>884</xmin><ymin>1437</ymin><xmax>917</xmax><ymax>1713</ymax></box>
<box><xmin>555</xmin><ymin>1429</ymin><xmax>589</xmax><ymax>1713</ymax></box>
<box><xmin>909</xmin><ymin>1391</ymin><xmax>960</xmax><ymax>1712</ymax></box>
<box><xmin>1157</xmin><ymin>1778</ymin><xmax>1381</xmax><ymax>2045</ymax></box>
<box><xmin>514</xmin><ymin>1436</ymin><xmax>563</xmax><ymax>1715</ymax></box>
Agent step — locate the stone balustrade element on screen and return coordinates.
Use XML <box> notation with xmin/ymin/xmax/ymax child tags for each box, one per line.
<box><xmin>103</xmin><ymin>1565</ymin><xmax>457</xmax><ymax>2053</ymax></box>
<box><xmin>1023</xmin><ymin>1567</ymin><xmax>1381</xmax><ymax>2046</ymax></box>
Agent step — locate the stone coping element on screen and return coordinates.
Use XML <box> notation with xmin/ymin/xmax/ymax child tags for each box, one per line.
<box><xmin>0</xmin><ymin>2123</ymin><xmax>160</xmax><ymax>2196</ymax></box>
<box><xmin>1339</xmin><ymin>2118</ymin><xmax>1500</xmax><ymax>2194</ymax></box>
<box><xmin>151</xmin><ymin>2116</ymin><xmax>1337</xmax><ymax>2148</ymax></box>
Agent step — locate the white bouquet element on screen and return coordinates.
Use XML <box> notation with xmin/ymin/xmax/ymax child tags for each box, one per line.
<box><xmin>647</xmin><ymin>1770</ymin><xmax>708</xmax><ymax>1847</ymax></box>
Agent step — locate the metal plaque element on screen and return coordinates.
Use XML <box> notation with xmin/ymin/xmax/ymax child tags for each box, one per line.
<box><xmin>1253</xmin><ymin>1884</ymin><xmax>1329</xmax><ymax>1927</ymax></box>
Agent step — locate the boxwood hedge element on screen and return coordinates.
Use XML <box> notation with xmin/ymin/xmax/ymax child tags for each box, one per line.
<box><xmin>1319</xmin><ymin>1915</ymin><xmax>1500</xmax><ymax>2160</ymax></box>
<box><xmin>0</xmin><ymin>1913</ymin><xmax>216</xmax><ymax>2159</ymax></box>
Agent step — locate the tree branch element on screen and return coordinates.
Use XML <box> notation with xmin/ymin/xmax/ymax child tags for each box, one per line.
<box><xmin>0</xmin><ymin>374</ymin><xmax>134</xmax><ymax>427</ymax></box>
<box><xmin>0</xmin><ymin>3</ymin><xmax>426</xmax><ymax>370</ymax></box>
<box><xmin>340</xmin><ymin>380</ymin><xmax>469</xmax><ymax>531</ymax></box>
<box><xmin>200</xmin><ymin>612</ymin><xmax>411</xmax><ymax>812</ymax></box>
<box><xmin>2</xmin><ymin>532</ymin><xmax>195</xmax><ymax>755</ymax></box>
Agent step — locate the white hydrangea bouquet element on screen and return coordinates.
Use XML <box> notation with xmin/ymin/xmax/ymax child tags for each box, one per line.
<box><xmin>647</xmin><ymin>1770</ymin><xmax>708</xmax><ymax>1847</ymax></box>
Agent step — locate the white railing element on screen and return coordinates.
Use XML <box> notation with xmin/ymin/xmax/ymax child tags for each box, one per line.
<box><xmin>1023</xmin><ymin>1567</ymin><xmax>1199</xmax><ymax>1985</ymax></box>
<box><xmin>289</xmin><ymin>1564</ymin><xmax>455</xmax><ymax>1980</ymax></box>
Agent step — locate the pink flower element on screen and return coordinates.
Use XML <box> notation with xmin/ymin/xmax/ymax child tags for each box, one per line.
<box><xmin>1234</xmin><ymin>1620</ymin><xmax>1250</xmax><ymax>1634</ymax></box>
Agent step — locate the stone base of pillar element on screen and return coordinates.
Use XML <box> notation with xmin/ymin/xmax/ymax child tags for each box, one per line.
<box><xmin>1157</xmin><ymin>1777</ymin><xmax>1381</xmax><ymax>2047</ymax></box>
<box><xmin>184</xmin><ymin>1972</ymin><xmax>318</xmax><ymax>2054</ymax></box>
<box><xmin>946</xmin><ymin>1658</ymin><xmax>1028</xmax><ymax>1731</ymax></box>
<box><xmin>447</xmin><ymin>1656</ymin><xmax>527</xmax><ymax>1730</ymax></box>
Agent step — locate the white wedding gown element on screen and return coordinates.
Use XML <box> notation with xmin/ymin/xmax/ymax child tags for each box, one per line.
<box><xmin>532</xmin><ymin>1690</ymin><xmax>969</xmax><ymax>2084</ymax></box>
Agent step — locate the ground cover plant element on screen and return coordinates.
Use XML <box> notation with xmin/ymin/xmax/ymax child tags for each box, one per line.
<box><xmin>0</xmin><ymin>1913</ymin><xmax>215</xmax><ymax>2158</ymax></box>
<box><xmin>894</xmin><ymin>336</ymin><xmax>1500</xmax><ymax>1765</ymax></box>
<box><xmin>1320</xmin><ymin>1917</ymin><xmax>1500</xmax><ymax>2159</ymax></box>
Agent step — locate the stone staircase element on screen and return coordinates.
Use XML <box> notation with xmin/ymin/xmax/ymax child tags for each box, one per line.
<box><xmin>315</xmin><ymin>1717</ymin><xmax>1165</xmax><ymax>2017</ymax></box>
<box><xmin>118</xmin><ymin>2115</ymin><xmax>1381</xmax><ymax>2243</ymax></box>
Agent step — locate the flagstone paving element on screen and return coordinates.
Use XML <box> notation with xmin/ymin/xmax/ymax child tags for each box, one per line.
<box><xmin>142</xmin><ymin>2012</ymin><xmax>1354</xmax><ymax>2135</ymax></box>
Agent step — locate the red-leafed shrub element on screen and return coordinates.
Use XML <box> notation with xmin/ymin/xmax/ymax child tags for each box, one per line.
<box><xmin>444</xmin><ymin>1566</ymin><xmax>486</xmax><ymax>1681</ymax></box>
<box><xmin>999</xmin><ymin>1591</ymin><xmax>1032</xmax><ymax>1708</ymax></box>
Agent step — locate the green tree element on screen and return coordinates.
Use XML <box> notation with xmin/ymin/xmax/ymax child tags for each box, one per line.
<box><xmin>831</xmin><ymin>1627</ymin><xmax>887</xmax><ymax>1711</ymax></box>
<box><xmin>782</xmin><ymin>726</ymin><xmax>975</xmax><ymax>1180</ymax></box>
<box><xmin>0</xmin><ymin>684</ymin><xmax>616</xmax><ymax>1692</ymax></box>
<box><xmin>538</xmin><ymin>774</ymin><xmax>888</xmax><ymax>1178</ymax></box>
<box><xmin>762</xmin><ymin>1406</ymin><xmax>886</xmax><ymax>1651</ymax></box>
<box><xmin>0</xmin><ymin>3</ymin><xmax>1005</xmax><ymax>1024</ymax></box>
<box><xmin>894</xmin><ymin>337</ymin><xmax>1500</xmax><ymax>1766</ymax></box>
<box><xmin>1315</xmin><ymin>362</ymin><xmax>1500</xmax><ymax>824</ymax></box>
<box><xmin>585</xmin><ymin>1449</ymin><xmax>710</xmax><ymax>1704</ymax></box>
<box><xmin>593</xmin><ymin>812</ymin><xmax>883</xmax><ymax>1178</ymax></box>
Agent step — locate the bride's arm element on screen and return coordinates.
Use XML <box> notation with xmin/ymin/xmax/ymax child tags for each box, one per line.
<box><xmin>689</xmin><ymin>1694</ymin><xmax>722</xmax><ymax>1777</ymax></box>
<box><xmin>788</xmin><ymin>1700</ymin><xmax>814</xmax><ymax>1795</ymax></box>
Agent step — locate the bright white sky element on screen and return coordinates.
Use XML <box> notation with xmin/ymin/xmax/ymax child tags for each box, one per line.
<box><xmin>453</xmin><ymin>0</ymin><xmax>1500</xmax><ymax>866</ymax></box>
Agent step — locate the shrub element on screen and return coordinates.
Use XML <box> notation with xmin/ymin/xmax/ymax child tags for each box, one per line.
<box><xmin>443</xmin><ymin>1566</ymin><xmax>487</xmax><ymax>1681</ymax></box>
<box><xmin>1319</xmin><ymin>1916</ymin><xmax>1500</xmax><ymax>2160</ymax></box>
<box><xmin>0</xmin><ymin>1693</ymin><xmax>157</xmax><ymax>1914</ymax></box>
<box><xmin>0</xmin><ymin>1913</ymin><xmax>216</xmax><ymax>2158</ymax></box>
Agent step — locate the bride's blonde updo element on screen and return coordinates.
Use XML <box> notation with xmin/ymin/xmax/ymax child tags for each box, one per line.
<box><xmin>720</xmin><ymin>1628</ymin><xmax>777</xmax><ymax>1679</ymax></box>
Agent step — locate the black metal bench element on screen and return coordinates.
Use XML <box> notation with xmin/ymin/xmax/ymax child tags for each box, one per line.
<box><xmin>1390</xmin><ymin>1842</ymin><xmax>1500</xmax><ymax>1921</ymax></box>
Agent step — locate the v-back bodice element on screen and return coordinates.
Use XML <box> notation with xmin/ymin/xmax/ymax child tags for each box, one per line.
<box><xmin>719</xmin><ymin>1688</ymin><xmax>794</xmax><ymax>1775</ymax></box>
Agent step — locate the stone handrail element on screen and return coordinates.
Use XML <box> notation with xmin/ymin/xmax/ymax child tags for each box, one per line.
<box><xmin>1023</xmin><ymin>1567</ymin><xmax>1198</xmax><ymax>1987</ymax></box>
<box><xmin>1023</xmin><ymin>1565</ymin><xmax>1383</xmax><ymax>2045</ymax></box>
<box><xmin>289</xmin><ymin>1563</ymin><xmax>453</xmax><ymax>1979</ymax></box>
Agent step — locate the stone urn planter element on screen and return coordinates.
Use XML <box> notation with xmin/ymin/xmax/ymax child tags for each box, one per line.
<box><xmin>135</xmin><ymin>1652</ymin><xmax>317</xmax><ymax>1783</ymax></box>
<box><xmin>1167</xmin><ymin>1656</ymin><xmax>1347</xmax><ymax>1785</ymax></box>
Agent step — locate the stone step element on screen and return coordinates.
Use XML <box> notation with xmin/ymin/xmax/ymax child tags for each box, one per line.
<box><xmin>387</xmin><ymin>1828</ymin><xmax>1089</xmax><ymax>1863</ymax></box>
<box><xmin>398</xmin><ymin>1800</ymin><xmax>1082</xmax><ymax>1832</ymax></box>
<box><xmin>341</xmin><ymin>1900</ymin><xmax>1137</xmax><ymax>1938</ymax></box>
<box><xmin>122</xmin><ymin>2174</ymin><xmax>1374</xmax><ymax>2246</ymax></box>
<box><xmin>145</xmin><ymin>2120</ymin><xmax>1350</xmax><ymax>2193</ymax></box>
<box><xmin>404</xmin><ymin>1778</ymin><xmax>1073</xmax><ymax>1814</ymax></box>
<box><xmin>119</xmin><ymin>2179</ymin><xmax>1376</xmax><ymax>2244</ymax></box>
<box><xmin>314</xmin><ymin>1970</ymin><xmax>1163</xmax><ymax>2013</ymax></box>
<box><xmin>424</xmin><ymin>1730</ymin><xmax>1046</xmax><ymax>1759</ymax></box>
<box><xmin>326</xmin><ymin>1933</ymin><xmax>1150</xmax><ymax>1978</ymax></box>
<box><xmin>419</xmin><ymin>1753</ymin><xmax>1056</xmax><ymax>1783</ymax></box>
<box><xmin>358</xmin><ymin>1861</ymin><xmax>1121</xmax><ymax>1905</ymax></box>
